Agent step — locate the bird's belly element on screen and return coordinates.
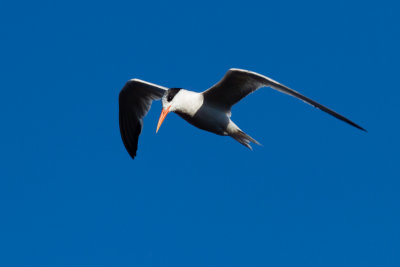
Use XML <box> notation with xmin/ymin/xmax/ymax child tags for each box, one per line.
<box><xmin>176</xmin><ymin>108</ymin><xmax>229</xmax><ymax>136</ymax></box>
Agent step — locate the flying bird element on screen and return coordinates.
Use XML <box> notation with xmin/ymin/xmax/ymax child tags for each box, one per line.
<box><xmin>119</xmin><ymin>68</ymin><xmax>365</xmax><ymax>159</ymax></box>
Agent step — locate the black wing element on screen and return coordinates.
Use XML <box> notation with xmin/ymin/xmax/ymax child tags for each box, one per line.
<box><xmin>119</xmin><ymin>79</ymin><xmax>167</xmax><ymax>159</ymax></box>
<box><xmin>203</xmin><ymin>68</ymin><xmax>366</xmax><ymax>131</ymax></box>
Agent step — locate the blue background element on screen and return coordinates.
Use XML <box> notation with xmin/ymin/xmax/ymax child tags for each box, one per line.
<box><xmin>1</xmin><ymin>0</ymin><xmax>399</xmax><ymax>266</ymax></box>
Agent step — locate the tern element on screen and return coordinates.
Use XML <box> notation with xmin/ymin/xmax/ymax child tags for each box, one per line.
<box><xmin>119</xmin><ymin>68</ymin><xmax>365</xmax><ymax>159</ymax></box>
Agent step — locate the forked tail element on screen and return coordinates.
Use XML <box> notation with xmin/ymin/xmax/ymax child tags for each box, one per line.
<box><xmin>230</xmin><ymin>130</ymin><xmax>261</xmax><ymax>150</ymax></box>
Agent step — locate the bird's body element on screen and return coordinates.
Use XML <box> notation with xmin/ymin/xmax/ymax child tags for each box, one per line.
<box><xmin>172</xmin><ymin>90</ymin><xmax>228</xmax><ymax>135</ymax></box>
<box><xmin>119</xmin><ymin>68</ymin><xmax>365</xmax><ymax>159</ymax></box>
<box><xmin>171</xmin><ymin>90</ymin><xmax>259</xmax><ymax>147</ymax></box>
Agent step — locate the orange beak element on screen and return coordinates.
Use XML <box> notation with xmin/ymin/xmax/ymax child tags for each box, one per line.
<box><xmin>156</xmin><ymin>106</ymin><xmax>171</xmax><ymax>133</ymax></box>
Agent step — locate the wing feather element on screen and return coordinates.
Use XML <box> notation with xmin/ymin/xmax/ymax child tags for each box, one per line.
<box><xmin>203</xmin><ymin>68</ymin><xmax>366</xmax><ymax>131</ymax></box>
<box><xmin>119</xmin><ymin>79</ymin><xmax>167</xmax><ymax>159</ymax></box>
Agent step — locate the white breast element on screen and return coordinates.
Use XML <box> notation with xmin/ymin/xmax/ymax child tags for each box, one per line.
<box><xmin>172</xmin><ymin>90</ymin><xmax>204</xmax><ymax>116</ymax></box>
<box><xmin>173</xmin><ymin>90</ymin><xmax>230</xmax><ymax>135</ymax></box>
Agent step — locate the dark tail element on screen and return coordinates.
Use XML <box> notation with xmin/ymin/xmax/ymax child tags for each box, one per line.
<box><xmin>231</xmin><ymin>130</ymin><xmax>261</xmax><ymax>150</ymax></box>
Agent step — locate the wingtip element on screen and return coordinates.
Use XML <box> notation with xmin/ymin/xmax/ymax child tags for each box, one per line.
<box><xmin>354</xmin><ymin>124</ymin><xmax>367</xmax><ymax>133</ymax></box>
<box><xmin>129</xmin><ymin>152</ymin><xmax>137</xmax><ymax>160</ymax></box>
<box><xmin>125</xmin><ymin>147</ymin><xmax>137</xmax><ymax>160</ymax></box>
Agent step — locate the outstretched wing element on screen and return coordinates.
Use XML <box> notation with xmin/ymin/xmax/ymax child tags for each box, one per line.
<box><xmin>119</xmin><ymin>79</ymin><xmax>167</xmax><ymax>159</ymax></box>
<box><xmin>203</xmin><ymin>68</ymin><xmax>366</xmax><ymax>131</ymax></box>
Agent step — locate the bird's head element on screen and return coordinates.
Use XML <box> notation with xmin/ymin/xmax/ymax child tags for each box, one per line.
<box><xmin>156</xmin><ymin>88</ymin><xmax>182</xmax><ymax>133</ymax></box>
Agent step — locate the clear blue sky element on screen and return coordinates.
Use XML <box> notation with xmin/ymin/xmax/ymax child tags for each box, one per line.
<box><xmin>0</xmin><ymin>0</ymin><xmax>399</xmax><ymax>266</ymax></box>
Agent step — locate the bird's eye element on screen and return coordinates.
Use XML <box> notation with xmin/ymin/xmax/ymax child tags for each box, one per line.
<box><xmin>166</xmin><ymin>88</ymin><xmax>181</xmax><ymax>102</ymax></box>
